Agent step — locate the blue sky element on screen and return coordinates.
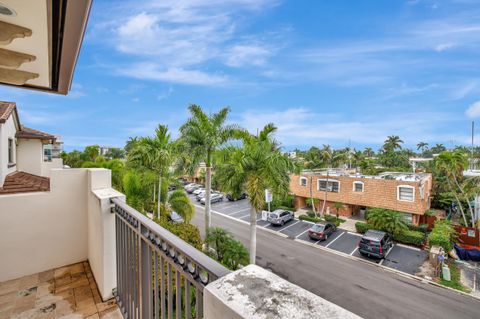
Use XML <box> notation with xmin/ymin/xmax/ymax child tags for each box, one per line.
<box><xmin>2</xmin><ymin>0</ymin><xmax>480</xmax><ymax>151</ymax></box>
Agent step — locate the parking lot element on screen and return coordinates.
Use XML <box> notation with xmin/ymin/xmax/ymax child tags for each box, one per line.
<box><xmin>189</xmin><ymin>193</ymin><xmax>428</xmax><ymax>276</ymax></box>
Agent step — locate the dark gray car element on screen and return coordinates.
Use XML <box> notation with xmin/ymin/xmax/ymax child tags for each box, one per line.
<box><xmin>358</xmin><ymin>230</ymin><xmax>394</xmax><ymax>259</ymax></box>
<box><xmin>267</xmin><ymin>209</ymin><xmax>294</xmax><ymax>226</ymax></box>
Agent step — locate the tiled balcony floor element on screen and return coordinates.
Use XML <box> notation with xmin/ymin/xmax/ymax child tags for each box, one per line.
<box><xmin>0</xmin><ymin>261</ymin><xmax>121</xmax><ymax>319</ymax></box>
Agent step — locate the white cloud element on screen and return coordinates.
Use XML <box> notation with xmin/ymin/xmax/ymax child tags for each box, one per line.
<box><xmin>225</xmin><ymin>44</ymin><xmax>273</xmax><ymax>67</ymax></box>
<box><xmin>466</xmin><ymin>100</ymin><xmax>480</xmax><ymax>118</ymax></box>
<box><xmin>435</xmin><ymin>43</ymin><xmax>456</xmax><ymax>51</ymax></box>
<box><xmin>117</xmin><ymin>63</ymin><xmax>227</xmax><ymax>86</ymax></box>
<box><xmin>236</xmin><ymin>107</ymin><xmax>459</xmax><ymax>147</ymax></box>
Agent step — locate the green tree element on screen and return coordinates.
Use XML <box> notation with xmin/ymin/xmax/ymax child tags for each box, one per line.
<box><xmin>363</xmin><ymin>147</ymin><xmax>375</xmax><ymax>158</ymax></box>
<box><xmin>434</xmin><ymin>150</ymin><xmax>474</xmax><ymax>227</ymax></box>
<box><xmin>417</xmin><ymin>142</ymin><xmax>429</xmax><ymax>155</ymax></box>
<box><xmin>128</xmin><ymin>125</ymin><xmax>176</xmax><ymax>219</ymax></box>
<box><xmin>383</xmin><ymin>135</ymin><xmax>404</xmax><ymax>152</ymax></box>
<box><xmin>332</xmin><ymin>202</ymin><xmax>345</xmax><ymax>221</ymax></box>
<box><xmin>84</xmin><ymin>145</ymin><xmax>100</xmax><ymax>162</ymax></box>
<box><xmin>165</xmin><ymin>190</ymin><xmax>195</xmax><ymax>223</ymax></box>
<box><xmin>205</xmin><ymin>227</ymin><xmax>249</xmax><ymax>270</ymax></box>
<box><xmin>105</xmin><ymin>147</ymin><xmax>125</xmax><ymax>159</ymax></box>
<box><xmin>180</xmin><ymin>104</ymin><xmax>245</xmax><ymax>236</ymax></box>
<box><xmin>81</xmin><ymin>158</ymin><xmax>125</xmax><ymax>191</ymax></box>
<box><xmin>216</xmin><ymin>124</ymin><xmax>294</xmax><ymax>264</ymax></box>
<box><xmin>366</xmin><ymin>208</ymin><xmax>408</xmax><ymax>236</ymax></box>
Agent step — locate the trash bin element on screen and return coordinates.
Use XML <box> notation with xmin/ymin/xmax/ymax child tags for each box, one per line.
<box><xmin>442</xmin><ymin>264</ymin><xmax>451</xmax><ymax>281</ymax></box>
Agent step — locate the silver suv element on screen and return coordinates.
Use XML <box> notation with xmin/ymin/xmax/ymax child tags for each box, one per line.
<box><xmin>267</xmin><ymin>209</ymin><xmax>294</xmax><ymax>226</ymax></box>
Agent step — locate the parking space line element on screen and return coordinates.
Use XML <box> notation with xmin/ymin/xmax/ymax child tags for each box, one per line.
<box><xmin>239</xmin><ymin>214</ymin><xmax>250</xmax><ymax>219</ymax></box>
<box><xmin>227</xmin><ymin>207</ymin><xmax>250</xmax><ymax>216</ymax></box>
<box><xmin>379</xmin><ymin>245</ymin><xmax>395</xmax><ymax>265</ymax></box>
<box><xmin>325</xmin><ymin>231</ymin><xmax>345</xmax><ymax>248</ymax></box>
<box><xmin>396</xmin><ymin>243</ymin><xmax>421</xmax><ymax>251</ymax></box>
<box><xmin>347</xmin><ymin>231</ymin><xmax>363</xmax><ymax>237</ymax></box>
<box><xmin>350</xmin><ymin>247</ymin><xmax>359</xmax><ymax>256</ymax></box>
<box><xmin>279</xmin><ymin>220</ymin><xmax>300</xmax><ymax>232</ymax></box>
<box><xmin>295</xmin><ymin>228</ymin><xmax>310</xmax><ymax>239</ymax></box>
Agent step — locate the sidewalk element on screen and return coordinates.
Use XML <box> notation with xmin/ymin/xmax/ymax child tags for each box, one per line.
<box><xmin>338</xmin><ymin>218</ymin><xmax>357</xmax><ymax>232</ymax></box>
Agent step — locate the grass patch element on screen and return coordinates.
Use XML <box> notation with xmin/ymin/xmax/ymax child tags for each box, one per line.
<box><xmin>438</xmin><ymin>261</ymin><xmax>470</xmax><ymax>293</ymax></box>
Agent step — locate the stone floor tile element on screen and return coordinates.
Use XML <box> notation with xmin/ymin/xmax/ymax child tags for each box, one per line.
<box><xmin>85</xmin><ymin>314</ymin><xmax>100</xmax><ymax>319</ymax></box>
<box><xmin>95</xmin><ymin>299</ymin><xmax>116</xmax><ymax>313</ymax></box>
<box><xmin>69</xmin><ymin>264</ymin><xmax>84</xmax><ymax>275</ymax></box>
<box><xmin>99</xmin><ymin>307</ymin><xmax>123</xmax><ymax>319</ymax></box>
<box><xmin>55</xmin><ymin>275</ymin><xmax>72</xmax><ymax>289</ymax></box>
<box><xmin>19</xmin><ymin>273</ymin><xmax>39</xmax><ymax>290</ymax></box>
<box><xmin>38</xmin><ymin>270</ymin><xmax>55</xmax><ymax>283</ymax></box>
<box><xmin>0</xmin><ymin>278</ymin><xmax>20</xmax><ymax>296</ymax></box>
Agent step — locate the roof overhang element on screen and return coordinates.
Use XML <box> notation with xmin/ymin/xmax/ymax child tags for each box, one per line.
<box><xmin>0</xmin><ymin>0</ymin><xmax>92</xmax><ymax>94</ymax></box>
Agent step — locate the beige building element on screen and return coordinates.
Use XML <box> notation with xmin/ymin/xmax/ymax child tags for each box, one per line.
<box><xmin>290</xmin><ymin>170</ymin><xmax>433</xmax><ymax>225</ymax></box>
<box><xmin>0</xmin><ymin>101</ymin><xmax>63</xmax><ymax>194</ymax></box>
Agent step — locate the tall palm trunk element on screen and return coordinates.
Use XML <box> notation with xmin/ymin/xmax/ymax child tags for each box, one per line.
<box><xmin>447</xmin><ymin>178</ymin><xmax>468</xmax><ymax>226</ymax></box>
<box><xmin>452</xmin><ymin>176</ymin><xmax>475</xmax><ymax>227</ymax></box>
<box><xmin>249</xmin><ymin>206</ymin><xmax>257</xmax><ymax>264</ymax></box>
<box><xmin>157</xmin><ymin>174</ymin><xmax>162</xmax><ymax>220</ymax></box>
<box><xmin>320</xmin><ymin>171</ymin><xmax>329</xmax><ymax>218</ymax></box>
<box><xmin>205</xmin><ymin>166</ymin><xmax>212</xmax><ymax>232</ymax></box>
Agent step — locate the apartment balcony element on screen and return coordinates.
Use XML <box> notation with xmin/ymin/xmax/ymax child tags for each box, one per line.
<box><xmin>0</xmin><ymin>168</ymin><xmax>360</xmax><ymax>319</ymax></box>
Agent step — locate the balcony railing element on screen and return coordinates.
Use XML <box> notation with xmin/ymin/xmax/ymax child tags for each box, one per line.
<box><xmin>112</xmin><ymin>198</ymin><xmax>231</xmax><ymax>319</ymax></box>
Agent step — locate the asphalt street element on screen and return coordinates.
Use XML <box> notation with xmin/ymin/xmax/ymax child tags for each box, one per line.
<box><xmin>191</xmin><ymin>200</ymin><xmax>480</xmax><ymax>319</ymax></box>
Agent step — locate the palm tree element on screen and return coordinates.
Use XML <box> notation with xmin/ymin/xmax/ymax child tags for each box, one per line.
<box><xmin>332</xmin><ymin>202</ymin><xmax>345</xmax><ymax>221</ymax></box>
<box><xmin>383</xmin><ymin>135</ymin><xmax>404</xmax><ymax>152</ymax></box>
<box><xmin>363</xmin><ymin>147</ymin><xmax>375</xmax><ymax>158</ymax></box>
<box><xmin>367</xmin><ymin>209</ymin><xmax>408</xmax><ymax>236</ymax></box>
<box><xmin>128</xmin><ymin>125</ymin><xmax>175</xmax><ymax>219</ymax></box>
<box><xmin>416</xmin><ymin>142</ymin><xmax>429</xmax><ymax>154</ymax></box>
<box><xmin>216</xmin><ymin>124</ymin><xmax>294</xmax><ymax>264</ymax></box>
<box><xmin>435</xmin><ymin>150</ymin><xmax>473</xmax><ymax>226</ymax></box>
<box><xmin>180</xmin><ymin>105</ymin><xmax>245</xmax><ymax>235</ymax></box>
<box><xmin>165</xmin><ymin>190</ymin><xmax>195</xmax><ymax>223</ymax></box>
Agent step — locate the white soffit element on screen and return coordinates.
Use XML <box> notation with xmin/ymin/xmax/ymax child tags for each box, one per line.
<box><xmin>0</xmin><ymin>0</ymin><xmax>50</xmax><ymax>88</ymax></box>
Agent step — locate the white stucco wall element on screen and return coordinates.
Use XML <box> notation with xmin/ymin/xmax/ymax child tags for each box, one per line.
<box><xmin>16</xmin><ymin>138</ymin><xmax>43</xmax><ymax>176</ymax></box>
<box><xmin>41</xmin><ymin>158</ymin><xmax>64</xmax><ymax>177</ymax></box>
<box><xmin>0</xmin><ymin>167</ymin><xmax>121</xmax><ymax>303</ymax></box>
<box><xmin>0</xmin><ymin>115</ymin><xmax>18</xmax><ymax>185</ymax></box>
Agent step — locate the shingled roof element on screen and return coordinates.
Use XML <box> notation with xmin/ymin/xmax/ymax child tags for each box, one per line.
<box><xmin>0</xmin><ymin>171</ymin><xmax>50</xmax><ymax>195</ymax></box>
<box><xmin>16</xmin><ymin>125</ymin><xmax>56</xmax><ymax>142</ymax></box>
<box><xmin>0</xmin><ymin>101</ymin><xmax>18</xmax><ymax>123</ymax></box>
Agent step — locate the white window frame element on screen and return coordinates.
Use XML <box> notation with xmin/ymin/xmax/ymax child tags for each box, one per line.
<box><xmin>353</xmin><ymin>181</ymin><xmax>364</xmax><ymax>192</ymax></box>
<box><xmin>299</xmin><ymin>177</ymin><xmax>307</xmax><ymax>187</ymax></box>
<box><xmin>317</xmin><ymin>179</ymin><xmax>340</xmax><ymax>193</ymax></box>
<box><xmin>397</xmin><ymin>185</ymin><xmax>415</xmax><ymax>202</ymax></box>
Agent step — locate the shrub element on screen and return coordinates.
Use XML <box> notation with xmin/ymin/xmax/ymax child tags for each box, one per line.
<box><xmin>355</xmin><ymin>222</ymin><xmax>370</xmax><ymax>234</ymax></box>
<box><xmin>325</xmin><ymin>214</ymin><xmax>346</xmax><ymax>223</ymax></box>
<box><xmin>428</xmin><ymin>220</ymin><xmax>456</xmax><ymax>252</ymax></box>
<box><xmin>394</xmin><ymin>230</ymin><xmax>425</xmax><ymax>246</ymax></box>
<box><xmin>366</xmin><ymin>208</ymin><xmax>408</xmax><ymax>236</ymax></box>
<box><xmin>306</xmin><ymin>210</ymin><xmax>317</xmax><ymax>218</ymax></box>
<box><xmin>205</xmin><ymin>227</ymin><xmax>249</xmax><ymax>270</ymax></box>
<box><xmin>408</xmin><ymin>223</ymin><xmax>429</xmax><ymax>233</ymax></box>
<box><xmin>277</xmin><ymin>205</ymin><xmax>295</xmax><ymax>211</ymax></box>
<box><xmin>299</xmin><ymin>214</ymin><xmax>322</xmax><ymax>223</ymax></box>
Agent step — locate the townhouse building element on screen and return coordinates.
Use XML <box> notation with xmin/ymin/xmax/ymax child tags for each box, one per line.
<box><xmin>290</xmin><ymin>169</ymin><xmax>433</xmax><ymax>225</ymax></box>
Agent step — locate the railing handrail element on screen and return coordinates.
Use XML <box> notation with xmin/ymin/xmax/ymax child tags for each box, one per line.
<box><xmin>111</xmin><ymin>197</ymin><xmax>231</xmax><ymax>279</ymax></box>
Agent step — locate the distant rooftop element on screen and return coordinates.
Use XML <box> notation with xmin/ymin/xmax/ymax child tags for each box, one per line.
<box><xmin>301</xmin><ymin>168</ymin><xmax>430</xmax><ymax>182</ymax></box>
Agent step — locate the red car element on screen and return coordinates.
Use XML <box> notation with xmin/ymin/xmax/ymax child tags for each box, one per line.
<box><xmin>308</xmin><ymin>222</ymin><xmax>337</xmax><ymax>241</ymax></box>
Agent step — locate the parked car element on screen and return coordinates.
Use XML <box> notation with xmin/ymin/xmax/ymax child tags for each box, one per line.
<box><xmin>195</xmin><ymin>190</ymin><xmax>211</xmax><ymax>201</ymax></box>
<box><xmin>226</xmin><ymin>193</ymin><xmax>247</xmax><ymax>201</ymax></box>
<box><xmin>193</xmin><ymin>187</ymin><xmax>205</xmax><ymax>195</ymax></box>
<box><xmin>200</xmin><ymin>193</ymin><xmax>223</xmax><ymax>205</ymax></box>
<box><xmin>185</xmin><ymin>184</ymin><xmax>202</xmax><ymax>194</ymax></box>
<box><xmin>267</xmin><ymin>209</ymin><xmax>294</xmax><ymax>226</ymax></box>
<box><xmin>168</xmin><ymin>211</ymin><xmax>184</xmax><ymax>223</ymax></box>
<box><xmin>358</xmin><ymin>230</ymin><xmax>394</xmax><ymax>259</ymax></box>
<box><xmin>308</xmin><ymin>222</ymin><xmax>336</xmax><ymax>241</ymax></box>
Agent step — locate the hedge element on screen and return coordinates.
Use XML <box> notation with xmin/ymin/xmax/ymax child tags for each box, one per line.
<box><xmin>299</xmin><ymin>215</ymin><xmax>322</xmax><ymax>223</ymax></box>
<box><xmin>393</xmin><ymin>230</ymin><xmax>425</xmax><ymax>246</ymax></box>
<box><xmin>355</xmin><ymin>222</ymin><xmax>425</xmax><ymax>246</ymax></box>
<box><xmin>325</xmin><ymin>214</ymin><xmax>346</xmax><ymax>223</ymax></box>
<box><xmin>408</xmin><ymin>223</ymin><xmax>429</xmax><ymax>233</ymax></box>
<box><xmin>355</xmin><ymin>222</ymin><xmax>370</xmax><ymax>234</ymax></box>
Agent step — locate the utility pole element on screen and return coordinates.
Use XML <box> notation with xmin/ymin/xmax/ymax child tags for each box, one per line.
<box><xmin>471</xmin><ymin>121</ymin><xmax>475</xmax><ymax>170</ymax></box>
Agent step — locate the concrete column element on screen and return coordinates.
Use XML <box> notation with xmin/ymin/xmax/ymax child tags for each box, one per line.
<box><xmin>204</xmin><ymin>264</ymin><xmax>362</xmax><ymax>319</ymax></box>
<box><xmin>87</xmin><ymin>168</ymin><xmax>125</xmax><ymax>301</ymax></box>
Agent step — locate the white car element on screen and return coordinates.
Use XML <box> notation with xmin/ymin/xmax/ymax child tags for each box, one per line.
<box><xmin>193</xmin><ymin>187</ymin><xmax>205</xmax><ymax>195</ymax></box>
<box><xmin>200</xmin><ymin>193</ymin><xmax>223</xmax><ymax>205</ymax></box>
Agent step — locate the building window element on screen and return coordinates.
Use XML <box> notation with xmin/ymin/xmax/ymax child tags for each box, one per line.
<box><xmin>43</xmin><ymin>144</ymin><xmax>52</xmax><ymax>162</ymax></box>
<box><xmin>299</xmin><ymin>177</ymin><xmax>307</xmax><ymax>187</ymax></box>
<box><xmin>353</xmin><ymin>181</ymin><xmax>364</xmax><ymax>192</ymax></box>
<box><xmin>8</xmin><ymin>138</ymin><xmax>14</xmax><ymax>163</ymax></box>
<box><xmin>317</xmin><ymin>179</ymin><xmax>340</xmax><ymax>192</ymax></box>
<box><xmin>398</xmin><ymin>185</ymin><xmax>415</xmax><ymax>202</ymax></box>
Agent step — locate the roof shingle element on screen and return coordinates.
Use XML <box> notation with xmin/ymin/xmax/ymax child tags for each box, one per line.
<box><xmin>0</xmin><ymin>171</ymin><xmax>50</xmax><ymax>195</ymax></box>
<box><xmin>0</xmin><ymin>101</ymin><xmax>16</xmax><ymax>123</ymax></box>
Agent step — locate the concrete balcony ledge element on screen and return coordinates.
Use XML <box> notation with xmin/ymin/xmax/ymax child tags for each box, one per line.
<box><xmin>204</xmin><ymin>264</ymin><xmax>362</xmax><ymax>319</ymax></box>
